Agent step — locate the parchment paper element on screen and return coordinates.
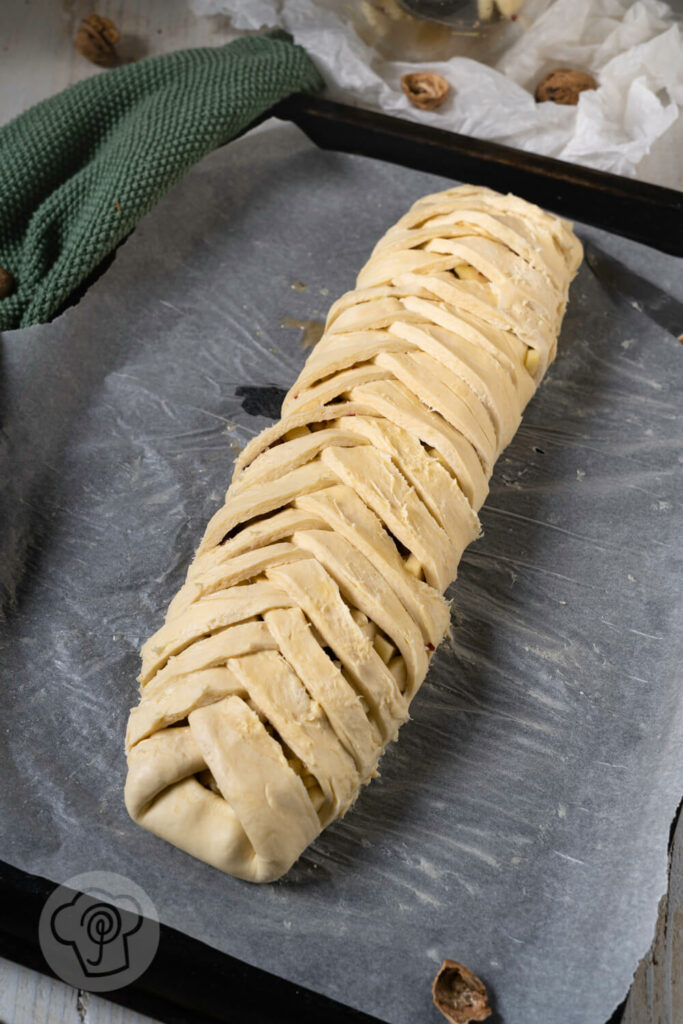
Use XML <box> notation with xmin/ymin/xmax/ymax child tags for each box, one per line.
<box><xmin>1</xmin><ymin>122</ymin><xmax>682</xmax><ymax>1024</ymax></box>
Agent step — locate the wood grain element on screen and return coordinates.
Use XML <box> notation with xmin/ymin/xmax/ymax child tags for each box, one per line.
<box><xmin>0</xmin><ymin>0</ymin><xmax>238</xmax><ymax>128</ymax></box>
<box><xmin>0</xmin><ymin>955</ymin><xmax>156</xmax><ymax>1024</ymax></box>
<box><xmin>622</xmin><ymin>807</ymin><xmax>683</xmax><ymax>1024</ymax></box>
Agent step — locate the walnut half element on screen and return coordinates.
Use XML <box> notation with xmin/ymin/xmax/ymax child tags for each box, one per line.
<box><xmin>401</xmin><ymin>72</ymin><xmax>450</xmax><ymax>111</ymax></box>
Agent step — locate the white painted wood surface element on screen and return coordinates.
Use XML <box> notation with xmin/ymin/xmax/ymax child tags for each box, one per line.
<box><xmin>0</xmin><ymin>3</ymin><xmax>680</xmax><ymax>1022</ymax></box>
<box><xmin>0</xmin><ymin>955</ymin><xmax>155</xmax><ymax>1024</ymax></box>
<box><xmin>622</xmin><ymin>808</ymin><xmax>683</xmax><ymax>1024</ymax></box>
<box><xmin>0</xmin><ymin>0</ymin><xmax>239</xmax><ymax>129</ymax></box>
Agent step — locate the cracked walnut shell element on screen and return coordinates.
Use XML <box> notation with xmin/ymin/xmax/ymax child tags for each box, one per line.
<box><xmin>432</xmin><ymin>960</ymin><xmax>492</xmax><ymax>1024</ymax></box>
<box><xmin>401</xmin><ymin>72</ymin><xmax>450</xmax><ymax>111</ymax></box>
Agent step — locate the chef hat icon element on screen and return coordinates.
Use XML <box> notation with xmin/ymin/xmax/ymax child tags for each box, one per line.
<box><xmin>50</xmin><ymin>887</ymin><xmax>143</xmax><ymax>979</ymax></box>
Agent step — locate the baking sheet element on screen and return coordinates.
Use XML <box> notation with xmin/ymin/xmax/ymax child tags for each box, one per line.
<box><xmin>1</xmin><ymin>122</ymin><xmax>681</xmax><ymax>1024</ymax></box>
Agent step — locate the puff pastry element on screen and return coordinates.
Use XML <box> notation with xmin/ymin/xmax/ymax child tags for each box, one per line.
<box><xmin>125</xmin><ymin>185</ymin><xmax>582</xmax><ymax>882</ymax></box>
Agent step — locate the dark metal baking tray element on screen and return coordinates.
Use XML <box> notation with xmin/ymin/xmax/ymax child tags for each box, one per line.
<box><xmin>3</xmin><ymin>93</ymin><xmax>679</xmax><ymax>1024</ymax></box>
<box><xmin>273</xmin><ymin>95</ymin><xmax>682</xmax><ymax>257</ymax></box>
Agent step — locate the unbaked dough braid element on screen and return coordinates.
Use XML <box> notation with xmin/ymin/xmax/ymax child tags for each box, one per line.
<box><xmin>125</xmin><ymin>185</ymin><xmax>582</xmax><ymax>883</ymax></box>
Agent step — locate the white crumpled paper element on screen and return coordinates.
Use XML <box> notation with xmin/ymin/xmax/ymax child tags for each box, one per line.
<box><xmin>192</xmin><ymin>0</ymin><xmax>683</xmax><ymax>186</ymax></box>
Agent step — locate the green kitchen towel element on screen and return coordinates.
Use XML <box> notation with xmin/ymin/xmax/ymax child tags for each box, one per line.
<box><xmin>0</xmin><ymin>32</ymin><xmax>323</xmax><ymax>330</ymax></box>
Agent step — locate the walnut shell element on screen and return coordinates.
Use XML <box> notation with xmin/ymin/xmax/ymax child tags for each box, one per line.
<box><xmin>0</xmin><ymin>266</ymin><xmax>15</xmax><ymax>299</ymax></box>
<box><xmin>432</xmin><ymin>960</ymin><xmax>491</xmax><ymax>1024</ymax></box>
<box><xmin>535</xmin><ymin>68</ymin><xmax>597</xmax><ymax>106</ymax></box>
<box><xmin>401</xmin><ymin>72</ymin><xmax>450</xmax><ymax>111</ymax></box>
<box><xmin>74</xmin><ymin>14</ymin><xmax>121</xmax><ymax>66</ymax></box>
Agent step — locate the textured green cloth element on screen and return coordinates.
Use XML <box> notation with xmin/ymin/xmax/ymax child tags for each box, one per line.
<box><xmin>0</xmin><ymin>33</ymin><xmax>323</xmax><ymax>330</ymax></box>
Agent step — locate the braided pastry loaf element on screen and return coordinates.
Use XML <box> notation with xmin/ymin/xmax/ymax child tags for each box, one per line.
<box><xmin>125</xmin><ymin>185</ymin><xmax>582</xmax><ymax>882</ymax></box>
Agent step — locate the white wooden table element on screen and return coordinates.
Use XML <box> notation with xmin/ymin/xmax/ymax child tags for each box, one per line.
<box><xmin>0</xmin><ymin>0</ymin><xmax>239</xmax><ymax>124</ymax></box>
<box><xmin>0</xmin><ymin>956</ymin><xmax>155</xmax><ymax>1024</ymax></box>
<box><xmin>0</xmin><ymin>3</ymin><xmax>680</xmax><ymax>1022</ymax></box>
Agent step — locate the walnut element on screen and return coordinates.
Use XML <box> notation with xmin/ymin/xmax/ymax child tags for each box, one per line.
<box><xmin>74</xmin><ymin>14</ymin><xmax>121</xmax><ymax>66</ymax></box>
<box><xmin>0</xmin><ymin>267</ymin><xmax>15</xmax><ymax>299</ymax></box>
<box><xmin>401</xmin><ymin>72</ymin><xmax>450</xmax><ymax>111</ymax></box>
<box><xmin>535</xmin><ymin>68</ymin><xmax>597</xmax><ymax>106</ymax></box>
<box><xmin>432</xmin><ymin>960</ymin><xmax>492</xmax><ymax>1024</ymax></box>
